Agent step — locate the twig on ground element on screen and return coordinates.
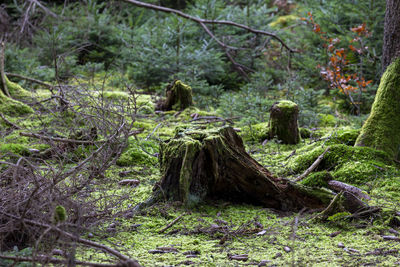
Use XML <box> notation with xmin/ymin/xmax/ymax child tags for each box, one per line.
<box><xmin>294</xmin><ymin>147</ymin><xmax>330</xmax><ymax>182</ymax></box>
<box><xmin>5</xmin><ymin>72</ymin><xmax>55</xmax><ymax>89</ymax></box>
<box><xmin>0</xmin><ymin>211</ymin><xmax>141</xmax><ymax>266</ymax></box>
<box><xmin>0</xmin><ymin>255</ymin><xmax>116</xmax><ymax>267</ymax></box>
<box><xmin>158</xmin><ymin>213</ymin><xmax>186</xmax><ymax>234</ymax></box>
<box><xmin>0</xmin><ymin>112</ymin><xmax>22</xmax><ymax>129</ymax></box>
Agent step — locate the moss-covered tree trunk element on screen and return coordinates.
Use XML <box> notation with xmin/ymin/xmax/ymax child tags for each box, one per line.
<box><xmin>269</xmin><ymin>100</ymin><xmax>300</xmax><ymax>144</ymax></box>
<box><xmin>355</xmin><ymin>58</ymin><xmax>400</xmax><ymax>159</ymax></box>
<box><xmin>156</xmin><ymin>80</ymin><xmax>193</xmax><ymax>111</ymax></box>
<box><xmin>150</xmin><ymin>126</ymin><xmax>365</xmax><ymax>213</ymax></box>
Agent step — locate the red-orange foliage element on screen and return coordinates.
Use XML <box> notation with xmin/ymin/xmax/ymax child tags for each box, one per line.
<box><xmin>302</xmin><ymin>12</ymin><xmax>373</xmax><ymax>113</ymax></box>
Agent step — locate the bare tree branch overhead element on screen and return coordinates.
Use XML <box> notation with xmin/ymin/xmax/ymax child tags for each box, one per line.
<box><xmin>121</xmin><ymin>0</ymin><xmax>295</xmax><ymax>52</ymax></box>
<box><xmin>121</xmin><ymin>0</ymin><xmax>296</xmax><ymax>79</ymax></box>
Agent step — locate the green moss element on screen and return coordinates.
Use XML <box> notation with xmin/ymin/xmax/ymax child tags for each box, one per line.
<box><xmin>299</xmin><ymin>127</ymin><xmax>312</xmax><ymax>138</ymax></box>
<box><xmin>301</xmin><ymin>170</ymin><xmax>332</xmax><ymax>187</ymax></box>
<box><xmin>0</xmin><ymin>91</ymin><xmax>33</xmax><ymax>115</ymax></box>
<box><xmin>269</xmin><ymin>100</ymin><xmax>300</xmax><ymax>144</ymax></box>
<box><xmin>355</xmin><ymin>58</ymin><xmax>400</xmax><ymax>159</ymax></box>
<box><xmin>240</xmin><ymin>122</ymin><xmax>270</xmax><ymax>142</ymax></box>
<box><xmin>289</xmin><ymin>144</ymin><xmax>394</xmax><ymax>185</ymax></box>
<box><xmin>117</xmin><ymin>138</ymin><xmax>158</xmax><ymax>166</ymax></box>
<box><xmin>54</xmin><ymin>205</ymin><xmax>67</xmax><ymax>223</ymax></box>
<box><xmin>4</xmin><ymin>76</ymin><xmax>31</xmax><ymax>98</ymax></box>
<box><xmin>0</xmin><ymin>143</ymin><xmax>30</xmax><ymax>156</ymax></box>
<box><xmin>319</xmin><ymin>113</ymin><xmax>337</xmax><ymax>127</ymax></box>
<box><xmin>269</xmin><ymin>14</ymin><xmax>299</xmax><ymax>28</ymax></box>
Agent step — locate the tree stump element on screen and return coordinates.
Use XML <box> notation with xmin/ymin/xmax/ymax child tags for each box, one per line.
<box><xmin>269</xmin><ymin>100</ymin><xmax>300</xmax><ymax>144</ymax></box>
<box><xmin>156</xmin><ymin>80</ymin><xmax>193</xmax><ymax>111</ymax></box>
<box><xmin>149</xmin><ymin>126</ymin><xmax>341</xmax><ymax>211</ymax></box>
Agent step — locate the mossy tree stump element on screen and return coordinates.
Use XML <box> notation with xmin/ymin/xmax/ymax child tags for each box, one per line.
<box><xmin>157</xmin><ymin>80</ymin><xmax>193</xmax><ymax>111</ymax></box>
<box><xmin>355</xmin><ymin>58</ymin><xmax>400</xmax><ymax>159</ymax></box>
<box><xmin>269</xmin><ymin>100</ymin><xmax>300</xmax><ymax>144</ymax></box>
<box><xmin>148</xmin><ymin>126</ymin><xmax>366</xmax><ymax>213</ymax></box>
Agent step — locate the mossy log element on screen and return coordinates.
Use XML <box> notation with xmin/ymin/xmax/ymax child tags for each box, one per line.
<box><xmin>269</xmin><ymin>100</ymin><xmax>300</xmax><ymax>144</ymax></box>
<box><xmin>149</xmin><ymin>126</ymin><xmax>366</xmax><ymax>213</ymax></box>
<box><xmin>156</xmin><ymin>80</ymin><xmax>193</xmax><ymax>111</ymax></box>
<box><xmin>355</xmin><ymin>58</ymin><xmax>400</xmax><ymax>159</ymax></box>
<box><xmin>0</xmin><ymin>75</ymin><xmax>33</xmax><ymax>116</ymax></box>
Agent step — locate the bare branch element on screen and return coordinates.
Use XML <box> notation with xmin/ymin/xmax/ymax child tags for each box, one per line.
<box><xmin>5</xmin><ymin>72</ymin><xmax>54</xmax><ymax>89</ymax></box>
<box><xmin>121</xmin><ymin>0</ymin><xmax>295</xmax><ymax>53</ymax></box>
<box><xmin>0</xmin><ymin>255</ymin><xmax>116</xmax><ymax>267</ymax></box>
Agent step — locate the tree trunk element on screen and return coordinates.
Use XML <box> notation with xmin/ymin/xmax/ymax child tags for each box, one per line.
<box><xmin>149</xmin><ymin>126</ymin><xmax>366</xmax><ymax>213</ymax></box>
<box><xmin>355</xmin><ymin>0</ymin><xmax>400</xmax><ymax>159</ymax></box>
<box><xmin>355</xmin><ymin>58</ymin><xmax>400</xmax><ymax>159</ymax></box>
<box><xmin>269</xmin><ymin>100</ymin><xmax>300</xmax><ymax>144</ymax></box>
<box><xmin>382</xmin><ymin>0</ymin><xmax>400</xmax><ymax>72</ymax></box>
<box><xmin>156</xmin><ymin>80</ymin><xmax>193</xmax><ymax>111</ymax></box>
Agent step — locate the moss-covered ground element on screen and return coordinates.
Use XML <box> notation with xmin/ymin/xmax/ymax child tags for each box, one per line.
<box><xmin>1</xmin><ymin>77</ymin><xmax>400</xmax><ymax>266</ymax></box>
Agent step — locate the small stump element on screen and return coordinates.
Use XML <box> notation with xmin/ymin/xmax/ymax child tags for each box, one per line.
<box><xmin>269</xmin><ymin>100</ymin><xmax>300</xmax><ymax>144</ymax></box>
<box><xmin>157</xmin><ymin>80</ymin><xmax>193</xmax><ymax>111</ymax></box>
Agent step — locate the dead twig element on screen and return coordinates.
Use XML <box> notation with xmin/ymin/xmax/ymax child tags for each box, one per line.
<box><xmin>0</xmin><ymin>211</ymin><xmax>141</xmax><ymax>265</ymax></box>
<box><xmin>294</xmin><ymin>147</ymin><xmax>330</xmax><ymax>182</ymax></box>
<box><xmin>0</xmin><ymin>112</ymin><xmax>22</xmax><ymax>129</ymax></box>
<box><xmin>0</xmin><ymin>255</ymin><xmax>117</xmax><ymax>267</ymax></box>
<box><xmin>5</xmin><ymin>72</ymin><xmax>55</xmax><ymax>89</ymax></box>
<box><xmin>158</xmin><ymin>213</ymin><xmax>186</xmax><ymax>234</ymax></box>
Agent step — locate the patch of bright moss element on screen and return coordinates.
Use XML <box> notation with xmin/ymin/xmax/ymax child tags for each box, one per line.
<box><xmin>300</xmin><ymin>170</ymin><xmax>332</xmax><ymax>187</ymax></box>
<box><xmin>240</xmin><ymin>122</ymin><xmax>269</xmax><ymax>142</ymax></box>
<box><xmin>288</xmin><ymin>144</ymin><xmax>394</xmax><ymax>185</ymax></box>
<box><xmin>269</xmin><ymin>14</ymin><xmax>299</xmax><ymax>29</ymax></box>
<box><xmin>0</xmin><ymin>143</ymin><xmax>30</xmax><ymax>156</ymax></box>
<box><xmin>319</xmin><ymin>113</ymin><xmax>337</xmax><ymax>127</ymax></box>
<box><xmin>117</xmin><ymin>138</ymin><xmax>158</xmax><ymax>166</ymax></box>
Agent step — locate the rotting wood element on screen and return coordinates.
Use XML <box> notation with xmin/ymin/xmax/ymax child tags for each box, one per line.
<box><xmin>142</xmin><ymin>126</ymin><xmax>367</xmax><ymax>214</ymax></box>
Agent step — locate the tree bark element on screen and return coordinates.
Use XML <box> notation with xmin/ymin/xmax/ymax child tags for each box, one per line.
<box><xmin>382</xmin><ymin>0</ymin><xmax>400</xmax><ymax>72</ymax></box>
<box><xmin>150</xmin><ymin>126</ymin><xmax>366</xmax><ymax>213</ymax></box>
<box><xmin>269</xmin><ymin>100</ymin><xmax>300</xmax><ymax>144</ymax></box>
<box><xmin>156</xmin><ymin>80</ymin><xmax>193</xmax><ymax>111</ymax></box>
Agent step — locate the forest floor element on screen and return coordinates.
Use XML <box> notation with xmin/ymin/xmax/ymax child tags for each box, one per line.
<box><xmin>1</xmin><ymin>79</ymin><xmax>400</xmax><ymax>266</ymax></box>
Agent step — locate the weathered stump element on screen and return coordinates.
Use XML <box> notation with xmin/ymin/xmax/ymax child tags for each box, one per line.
<box><xmin>269</xmin><ymin>100</ymin><xmax>300</xmax><ymax>144</ymax></box>
<box><xmin>149</xmin><ymin>126</ymin><xmax>341</xmax><ymax>211</ymax></box>
<box><xmin>156</xmin><ymin>80</ymin><xmax>193</xmax><ymax>111</ymax></box>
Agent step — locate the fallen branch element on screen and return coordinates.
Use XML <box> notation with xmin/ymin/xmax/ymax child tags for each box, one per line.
<box><xmin>327</xmin><ymin>180</ymin><xmax>371</xmax><ymax>200</ymax></box>
<box><xmin>0</xmin><ymin>211</ymin><xmax>141</xmax><ymax>266</ymax></box>
<box><xmin>19</xmin><ymin>129</ymin><xmax>143</xmax><ymax>145</ymax></box>
<box><xmin>0</xmin><ymin>254</ymin><xmax>116</xmax><ymax>267</ymax></box>
<box><xmin>158</xmin><ymin>213</ymin><xmax>185</xmax><ymax>234</ymax></box>
<box><xmin>294</xmin><ymin>147</ymin><xmax>330</xmax><ymax>182</ymax></box>
<box><xmin>20</xmin><ymin>131</ymin><xmax>104</xmax><ymax>145</ymax></box>
<box><xmin>5</xmin><ymin>72</ymin><xmax>54</xmax><ymax>89</ymax></box>
<box><xmin>0</xmin><ymin>112</ymin><xmax>22</xmax><ymax>129</ymax></box>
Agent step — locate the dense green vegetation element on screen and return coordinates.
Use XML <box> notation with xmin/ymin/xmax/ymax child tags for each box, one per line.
<box><xmin>1</xmin><ymin>0</ymin><xmax>400</xmax><ymax>266</ymax></box>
